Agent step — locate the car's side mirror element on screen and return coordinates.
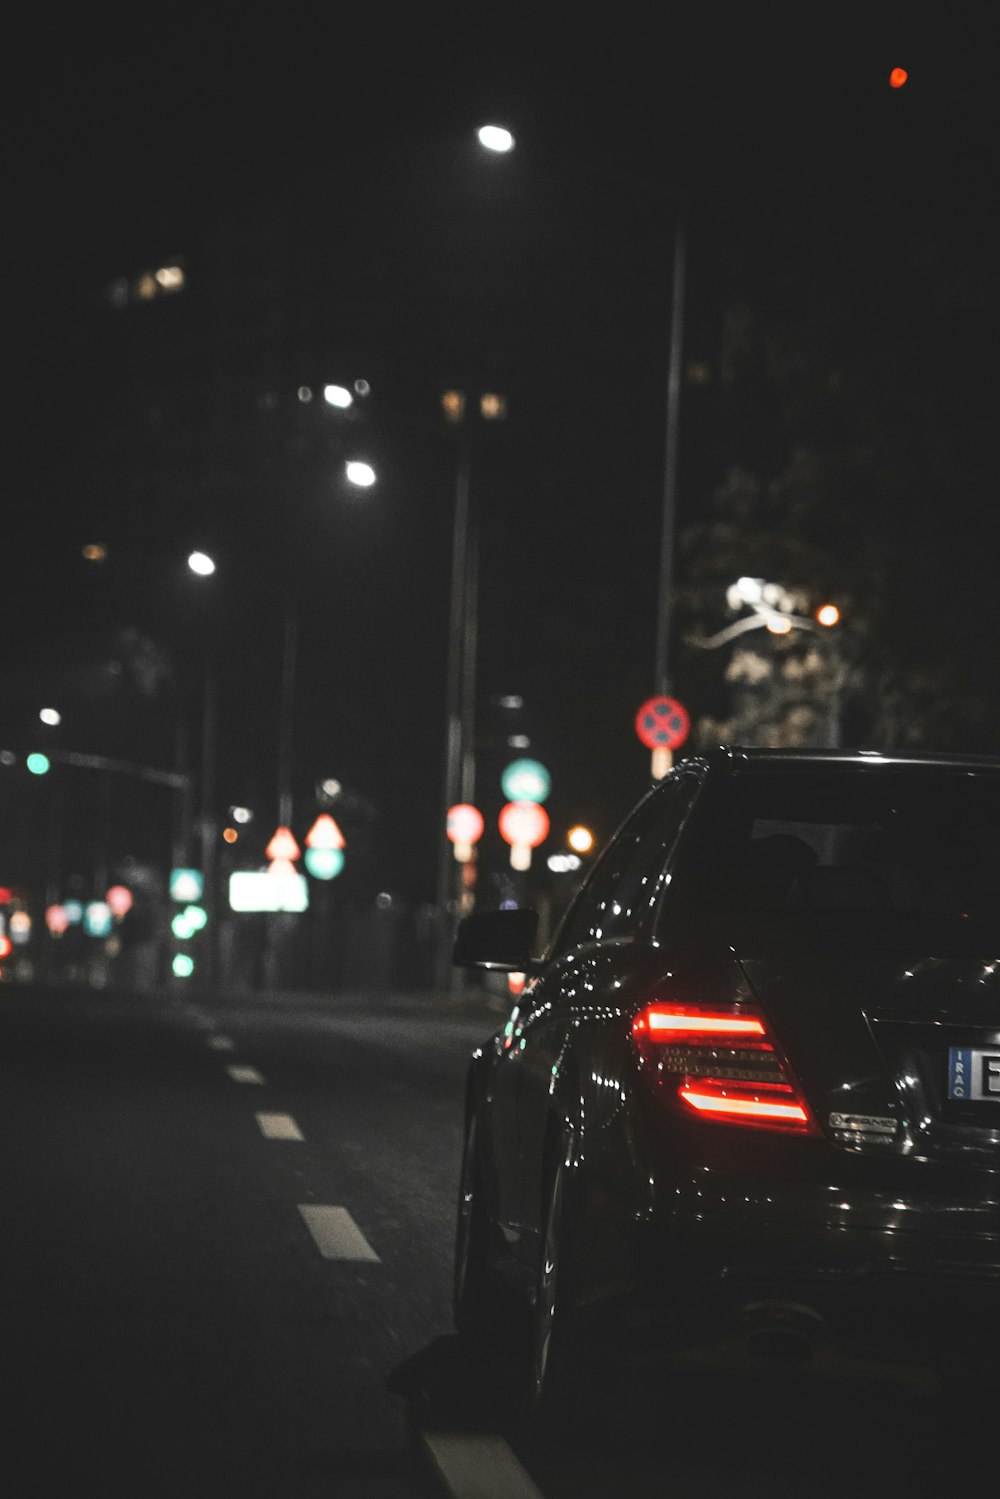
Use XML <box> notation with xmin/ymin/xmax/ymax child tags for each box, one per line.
<box><xmin>452</xmin><ymin>907</ymin><xmax>539</xmax><ymax>970</ymax></box>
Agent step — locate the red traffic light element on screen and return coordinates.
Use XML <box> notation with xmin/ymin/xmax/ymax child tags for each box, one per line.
<box><xmin>889</xmin><ymin>67</ymin><xmax>909</xmax><ymax>89</ymax></box>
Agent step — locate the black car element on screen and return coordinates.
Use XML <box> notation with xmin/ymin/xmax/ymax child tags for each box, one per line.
<box><xmin>451</xmin><ymin>746</ymin><xmax>1000</xmax><ymax>1422</ymax></box>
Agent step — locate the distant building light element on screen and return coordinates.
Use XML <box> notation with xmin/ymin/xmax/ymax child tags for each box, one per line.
<box><xmin>134</xmin><ymin>272</ymin><xmax>158</xmax><ymax>301</ymax></box>
<box><xmin>188</xmin><ymin>551</ymin><xmax>216</xmax><ymax>576</ymax></box>
<box><xmin>765</xmin><ymin>614</ymin><xmax>793</xmax><ymax>635</ymax></box>
<box><xmin>320</xmin><ymin>778</ymin><xmax>342</xmax><ymax>799</ymax></box>
<box><xmin>106</xmin><ymin>278</ymin><xmax>130</xmax><ymax>309</ymax></box>
<box><xmin>441</xmin><ymin>389</ymin><xmax>466</xmax><ymax>424</ymax></box>
<box><xmin>497</xmin><ymin>695</ymin><xmax>524</xmax><ymax>709</ymax></box>
<box><xmin>324</xmin><ymin>384</ymin><xmax>353</xmax><ymax>409</ymax></box>
<box><xmin>480</xmin><ymin>392</ymin><xmax>507</xmax><ymax>420</ymax></box>
<box><xmin>154</xmin><ymin>264</ymin><xmax>185</xmax><ymax>292</ymax></box>
<box><xmin>354</xmin><ymin>378</ymin><xmax>371</xmax><ymax>397</ymax></box>
<box><xmin>547</xmin><ymin>854</ymin><xmax>582</xmax><ymax>873</ymax></box>
<box><xmin>298</xmin><ymin>386</ymin><xmax>314</xmax><ymax>403</ymax></box>
<box><xmin>82</xmin><ymin>542</ymin><xmax>107</xmax><ymax>562</ymax></box>
<box><xmin>507</xmin><ymin>735</ymin><xmax>531</xmax><ymax>749</ymax></box>
<box><xmin>230</xmin><ymin>806</ymin><xmax>253</xmax><ymax>824</ymax></box>
<box><xmin>39</xmin><ymin>708</ymin><xmax>61</xmax><ymax>726</ymax></box>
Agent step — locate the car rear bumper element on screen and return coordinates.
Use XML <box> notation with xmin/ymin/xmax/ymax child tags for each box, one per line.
<box><xmin>623</xmin><ymin>1207</ymin><xmax>1000</xmax><ymax>1379</ymax></box>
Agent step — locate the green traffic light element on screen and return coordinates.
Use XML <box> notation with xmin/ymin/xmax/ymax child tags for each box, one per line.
<box><xmin>26</xmin><ymin>753</ymin><xmax>51</xmax><ymax>775</ymax></box>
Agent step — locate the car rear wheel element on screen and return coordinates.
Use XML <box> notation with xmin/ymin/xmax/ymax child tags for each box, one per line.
<box><xmin>454</xmin><ymin>1113</ymin><xmax>505</xmax><ymax>1339</ymax></box>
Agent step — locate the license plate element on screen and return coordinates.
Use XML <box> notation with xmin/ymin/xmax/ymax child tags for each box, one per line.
<box><xmin>948</xmin><ymin>1047</ymin><xmax>1000</xmax><ymax>1101</ymax></box>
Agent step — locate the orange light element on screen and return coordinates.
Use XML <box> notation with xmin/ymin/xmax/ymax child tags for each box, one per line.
<box><xmin>0</xmin><ymin>934</ymin><xmax>11</xmax><ymax>959</ymax></box>
<box><xmin>567</xmin><ymin>825</ymin><xmax>594</xmax><ymax>854</ymax></box>
<box><xmin>223</xmin><ymin>827</ymin><xmax>238</xmax><ymax>843</ymax></box>
<box><xmin>889</xmin><ymin>67</ymin><xmax>908</xmax><ymax>88</ymax></box>
<box><xmin>679</xmin><ymin>1086</ymin><xmax>810</xmax><ymax>1124</ymax></box>
<box><xmin>816</xmin><ymin>603</ymin><xmax>840</xmax><ymax>627</ymax></box>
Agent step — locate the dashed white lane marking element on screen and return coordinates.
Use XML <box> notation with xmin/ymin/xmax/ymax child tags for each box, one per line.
<box><xmin>297</xmin><ymin>1205</ymin><xmax>380</xmax><ymax>1262</ymax></box>
<box><xmin>207</xmin><ymin>1034</ymin><xmax>236</xmax><ymax>1052</ymax></box>
<box><xmin>421</xmin><ymin>1432</ymin><xmax>547</xmax><ymax>1499</ymax></box>
<box><xmin>226</xmin><ymin>1064</ymin><xmax>266</xmax><ymax>1085</ymax></box>
<box><xmin>255</xmin><ymin>1111</ymin><xmax>304</xmax><ymax>1141</ymax></box>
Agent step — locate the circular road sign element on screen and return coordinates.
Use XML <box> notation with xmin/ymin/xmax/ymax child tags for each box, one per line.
<box><xmin>501</xmin><ymin>758</ymin><xmax>551</xmax><ymax>803</ymax></box>
<box><xmin>498</xmin><ymin>800</ymin><xmax>550</xmax><ymax>849</ymax></box>
<box><xmin>634</xmin><ymin>695</ymin><xmax>690</xmax><ymax>751</ymax></box>
<box><xmin>447</xmin><ymin>804</ymin><xmax>485</xmax><ymax>845</ymax></box>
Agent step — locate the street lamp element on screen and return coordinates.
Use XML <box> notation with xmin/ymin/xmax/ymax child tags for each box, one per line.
<box><xmin>345</xmin><ymin>460</ymin><xmax>376</xmax><ymax>487</ymax></box>
<box><xmin>477</xmin><ymin>124</ymin><xmax>515</xmax><ymax>154</ymax></box>
<box><xmin>687</xmin><ymin>579</ymin><xmax>846</xmax><ymax>746</ymax></box>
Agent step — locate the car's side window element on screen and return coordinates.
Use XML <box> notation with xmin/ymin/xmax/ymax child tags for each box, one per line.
<box><xmin>552</xmin><ymin>777</ymin><xmax>699</xmax><ymax>954</ymax></box>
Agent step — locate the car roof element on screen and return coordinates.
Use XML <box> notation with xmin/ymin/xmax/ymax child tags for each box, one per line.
<box><xmin>684</xmin><ymin>745</ymin><xmax>1000</xmax><ymax>776</ymax></box>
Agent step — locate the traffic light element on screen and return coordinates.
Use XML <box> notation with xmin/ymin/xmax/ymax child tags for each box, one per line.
<box><xmin>26</xmin><ymin>753</ymin><xmax>50</xmax><ymax>775</ymax></box>
<box><xmin>889</xmin><ymin>67</ymin><xmax>909</xmax><ymax>89</ymax></box>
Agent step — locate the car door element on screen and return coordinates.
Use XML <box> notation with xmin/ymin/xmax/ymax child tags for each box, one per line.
<box><xmin>510</xmin><ymin>771</ymin><xmax>703</xmax><ymax>1247</ymax></box>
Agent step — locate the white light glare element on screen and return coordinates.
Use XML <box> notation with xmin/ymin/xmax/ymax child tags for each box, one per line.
<box><xmin>324</xmin><ymin>384</ymin><xmax>353</xmax><ymax>409</ymax></box>
<box><xmin>478</xmin><ymin>125</ymin><xmax>515</xmax><ymax>153</ymax></box>
<box><xmin>346</xmin><ymin>461</ymin><xmax>376</xmax><ymax>488</ymax></box>
<box><xmin>188</xmin><ymin>551</ymin><xmax>216</xmax><ymax>576</ymax></box>
<box><xmin>39</xmin><ymin>708</ymin><xmax>61</xmax><ymax>726</ymax></box>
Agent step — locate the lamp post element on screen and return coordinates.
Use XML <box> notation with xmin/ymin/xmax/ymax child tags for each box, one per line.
<box><xmin>431</xmin><ymin>126</ymin><xmax>515</xmax><ymax>988</ymax></box>
<box><xmin>185</xmin><ymin>550</ymin><xmax>220</xmax><ymax>984</ymax></box>
<box><xmin>275</xmin><ymin>457</ymin><xmax>376</xmax><ymax>822</ymax></box>
<box><xmin>434</xmin><ymin>388</ymin><xmax>507</xmax><ymax>989</ymax></box>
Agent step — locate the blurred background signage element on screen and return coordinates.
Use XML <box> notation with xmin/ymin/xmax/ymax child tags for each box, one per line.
<box><xmin>229</xmin><ymin>869</ymin><xmax>309</xmax><ymax>913</ymax></box>
<box><xmin>500</xmin><ymin>758</ymin><xmax>550</xmax><ymax>803</ymax></box>
<box><xmin>498</xmin><ymin>800</ymin><xmax>549</xmax><ymax>871</ymax></box>
<box><xmin>634</xmin><ymin>694</ymin><xmax>690</xmax><ymax>780</ymax></box>
<box><xmin>304</xmin><ymin>848</ymin><xmax>344</xmax><ymax>880</ymax></box>
<box><xmin>170</xmin><ymin>868</ymin><xmax>204</xmax><ymax>902</ymax></box>
<box><xmin>446</xmin><ymin>803</ymin><xmax>484</xmax><ymax>863</ymax></box>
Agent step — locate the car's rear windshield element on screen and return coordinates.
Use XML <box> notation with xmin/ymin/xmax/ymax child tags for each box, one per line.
<box><xmin>685</xmin><ymin>767</ymin><xmax>1000</xmax><ymax>952</ymax></box>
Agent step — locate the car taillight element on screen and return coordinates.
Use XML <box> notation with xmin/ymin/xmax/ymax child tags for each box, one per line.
<box><xmin>631</xmin><ymin>1001</ymin><xmax>817</xmax><ymax>1134</ymax></box>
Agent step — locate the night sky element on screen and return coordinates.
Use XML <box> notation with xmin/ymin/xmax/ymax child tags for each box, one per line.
<box><xmin>4</xmin><ymin>14</ymin><xmax>998</xmax><ymax>907</ymax></box>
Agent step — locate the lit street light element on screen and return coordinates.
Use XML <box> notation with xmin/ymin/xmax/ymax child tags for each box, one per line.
<box><xmin>477</xmin><ymin>124</ymin><xmax>515</xmax><ymax>153</ymax></box>
<box><xmin>187</xmin><ymin>550</ymin><xmax>216</xmax><ymax>577</ymax></box>
<box><xmin>687</xmin><ymin>578</ymin><xmax>846</xmax><ymax>746</ymax></box>
<box><xmin>345</xmin><ymin>460</ymin><xmax>376</xmax><ymax>488</ymax></box>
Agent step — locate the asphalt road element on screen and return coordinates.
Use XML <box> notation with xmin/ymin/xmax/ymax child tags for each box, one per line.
<box><xmin>0</xmin><ymin>981</ymin><xmax>502</xmax><ymax>1496</ymax></box>
<box><xmin>0</xmin><ymin>981</ymin><xmax>990</xmax><ymax>1498</ymax></box>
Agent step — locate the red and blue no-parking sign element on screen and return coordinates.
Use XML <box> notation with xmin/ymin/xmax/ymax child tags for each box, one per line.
<box><xmin>634</xmin><ymin>695</ymin><xmax>690</xmax><ymax>751</ymax></box>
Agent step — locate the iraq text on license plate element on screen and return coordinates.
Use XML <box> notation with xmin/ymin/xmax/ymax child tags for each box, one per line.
<box><xmin>948</xmin><ymin>1047</ymin><xmax>1000</xmax><ymax>1101</ymax></box>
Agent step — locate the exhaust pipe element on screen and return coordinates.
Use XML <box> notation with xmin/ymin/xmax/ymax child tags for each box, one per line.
<box><xmin>739</xmin><ymin>1301</ymin><xmax>825</xmax><ymax>1365</ymax></box>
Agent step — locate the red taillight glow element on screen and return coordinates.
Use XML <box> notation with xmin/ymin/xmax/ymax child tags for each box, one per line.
<box><xmin>631</xmin><ymin>1000</ymin><xmax>816</xmax><ymax>1134</ymax></box>
<box><xmin>634</xmin><ymin>1007</ymin><xmax>765</xmax><ymax>1039</ymax></box>
<box><xmin>679</xmin><ymin>1085</ymin><xmax>810</xmax><ymax>1124</ymax></box>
